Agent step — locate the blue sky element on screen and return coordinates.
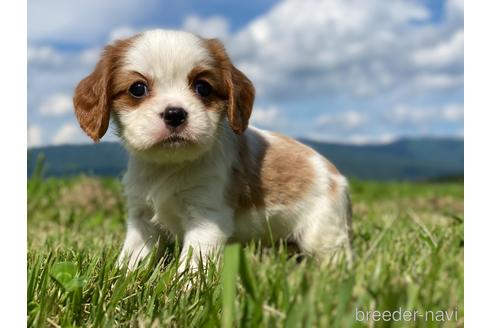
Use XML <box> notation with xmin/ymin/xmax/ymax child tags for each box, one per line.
<box><xmin>27</xmin><ymin>0</ymin><xmax>463</xmax><ymax>146</ymax></box>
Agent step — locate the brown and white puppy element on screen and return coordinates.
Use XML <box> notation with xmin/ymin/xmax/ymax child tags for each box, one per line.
<box><xmin>73</xmin><ymin>29</ymin><xmax>353</xmax><ymax>272</ymax></box>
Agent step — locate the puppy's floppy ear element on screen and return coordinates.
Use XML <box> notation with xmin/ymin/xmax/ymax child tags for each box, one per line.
<box><xmin>205</xmin><ymin>39</ymin><xmax>255</xmax><ymax>134</ymax></box>
<box><xmin>73</xmin><ymin>49</ymin><xmax>112</xmax><ymax>142</ymax></box>
<box><xmin>226</xmin><ymin>65</ymin><xmax>255</xmax><ymax>134</ymax></box>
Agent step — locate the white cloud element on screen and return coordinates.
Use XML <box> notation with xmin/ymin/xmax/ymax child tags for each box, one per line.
<box><xmin>226</xmin><ymin>0</ymin><xmax>463</xmax><ymax>99</ymax></box>
<box><xmin>109</xmin><ymin>26</ymin><xmax>139</xmax><ymax>42</ymax></box>
<box><xmin>387</xmin><ymin>104</ymin><xmax>464</xmax><ymax>125</ymax></box>
<box><xmin>79</xmin><ymin>47</ymin><xmax>102</xmax><ymax>66</ymax></box>
<box><xmin>412</xmin><ymin>73</ymin><xmax>463</xmax><ymax>90</ymax></box>
<box><xmin>28</xmin><ymin>0</ymin><xmax>159</xmax><ymax>44</ymax></box>
<box><xmin>182</xmin><ymin>15</ymin><xmax>230</xmax><ymax>40</ymax></box>
<box><xmin>306</xmin><ymin>131</ymin><xmax>398</xmax><ymax>145</ymax></box>
<box><xmin>39</xmin><ymin>93</ymin><xmax>73</xmax><ymax>116</ymax></box>
<box><xmin>27</xmin><ymin>125</ymin><xmax>43</xmax><ymax>148</ymax></box>
<box><xmin>52</xmin><ymin>123</ymin><xmax>80</xmax><ymax>145</ymax></box>
<box><xmin>28</xmin><ymin>44</ymin><xmax>101</xmax><ymax>69</ymax></box>
<box><xmin>412</xmin><ymin>30</ymin><xmax>464</xmax><ymax>67</ymax></box>
<box><xmin>348</xmin><ymin>133</ymin><xmax>398</xmax><ymax>145</ymax></box>
<box><xmin>378</xmin><ymin>133</ymin><xmax>398</xmax><ymax>144</ymax></box>
<box><xmin>311</xmin><ymin>103</ymin><xmax>463</xmax><ymax>144</ymax></box>
<box><xmin>441</xmin><ymin>104</ymin><xmax>464</xmax><ymax>122</ymax></box>
<box><xmin>250</xmin><ymin>106</ymin><xmax>281</xmax><ymax>127</ymax></box>
<box><xmin>27</xmin><ymin>46</ymin><xmax>63</xmax><ymax>65</ymax></box>
<box><xmin>447</xmin><ymin>0</ymin><xmax>464</xmax><ymax>15</ymax></box>
<box><xmin>390</xmin><ymin>106</ymin><xmax>430</xmax><ymax>124</ymax></box>
<box><xmin>316</xmin><ymin>110</ymin><xmax>367</xmax><ymax>130</ymax></box>
<box><xmin>27</xmin><ymin>0</ymin><xmax>463</xmax><ymax>145</ymax></box>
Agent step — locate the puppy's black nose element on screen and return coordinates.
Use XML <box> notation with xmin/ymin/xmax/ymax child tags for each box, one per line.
<box><xmin>161</xmin><ymin>107</ymin><xmax>188</xmax><ymax>128</ymax></box>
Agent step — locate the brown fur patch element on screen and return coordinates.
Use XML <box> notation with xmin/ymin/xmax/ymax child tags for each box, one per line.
<box><xmin>261</xmin><ymin>133</ymin><xmax>316</xmax><ymax>206</ymax></box>
<box><xmin>230</xmin><ymin>131</ymin><xmax>316</xmax><ymax>210</ymax></box>
<box><xmin>112</xmin><ymin>70</ymin><xmax>154</xmax><ymax>110</ymax></box>
<box><xmin>232</xmin><ymin>134</ymin><xmax>266</xmax><ymax>210</ymax></box>
<box><xmin>202</xmin><ymin>38</ymin><xmax>255</xmax><ymax>134</ymax></box>
<box><xmin>186</xmin><ymin>64</ymin><xmax>230</xmax><ymax>114</ymax></box>
<box><xmin>73</xmin><ymin>36</ymin><xmax>138</xmax><ymax>141</ymax></box>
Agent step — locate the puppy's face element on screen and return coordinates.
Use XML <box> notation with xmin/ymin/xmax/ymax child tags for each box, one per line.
<box><xmin>73</xmin><ymin>30</ymin><xmax>255</xmax><ymax>163</ymax></box>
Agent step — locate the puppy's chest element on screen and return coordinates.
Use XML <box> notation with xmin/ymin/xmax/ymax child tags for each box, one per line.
<box><xmin>124</xmin><ymin>164</ymin><xmax>229</xmax><ymax>227</ymax></box>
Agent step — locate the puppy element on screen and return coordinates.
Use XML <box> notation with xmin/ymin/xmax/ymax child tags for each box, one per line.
<box><xmin>73</xmin><ymin>29</ymin><xmax>353</xmax><ymax>272</ymax></box>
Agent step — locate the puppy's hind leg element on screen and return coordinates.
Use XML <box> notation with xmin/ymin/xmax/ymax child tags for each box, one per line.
<box><xmin>295</xmin><ymin>192</ymin><xmax>354</xmax><ymax>267</ymax></box>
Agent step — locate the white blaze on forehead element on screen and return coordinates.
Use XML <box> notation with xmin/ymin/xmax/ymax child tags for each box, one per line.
<box><xmin>124</xmin><ymin>30</ymin><xmax>212</xmax><ymax>84</ymax></box>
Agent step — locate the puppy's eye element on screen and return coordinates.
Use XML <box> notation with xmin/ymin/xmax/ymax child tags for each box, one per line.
<box><xmin>128</xmin><ymin>82</ymin><xmax>148</xmax><ymax>98</ymax></box>
<box><xmin>194</xmin><ymin>80</ymin><xmax>213</xmax><ymax>97</ymax></box>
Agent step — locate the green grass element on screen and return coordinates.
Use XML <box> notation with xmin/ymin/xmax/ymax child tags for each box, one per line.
<box><xmin>27</xmin><ymin>176</ymin><xmax>463</xmax><ymax>327</ymax></box>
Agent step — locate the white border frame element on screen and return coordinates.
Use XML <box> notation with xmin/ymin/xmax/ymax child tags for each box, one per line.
<box><xmin>0</xmin><ymin>0</ymin><xmax>27</xmax><ymax>325</ymax></box>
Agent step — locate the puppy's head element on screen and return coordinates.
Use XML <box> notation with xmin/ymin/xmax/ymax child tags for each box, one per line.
<box><xmin>73</xmin><ymin>30</ymin><xmax>255</xmax><ymax>163</ymax></box>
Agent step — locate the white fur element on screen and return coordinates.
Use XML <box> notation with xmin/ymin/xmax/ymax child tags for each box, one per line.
<box><xmin>119</xmin><ymin>121</ymin><xmax>238</xmax><ymax>270</ymax></box>
<box><xmin>111</xmin><ymin>30</ymin><xmax>353</xmax><ymax>272</ymax></box>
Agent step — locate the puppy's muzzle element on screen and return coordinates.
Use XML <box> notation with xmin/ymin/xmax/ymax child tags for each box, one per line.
<box><xmin>161</xmin><ymin>106</ymin><xmax>188</xmax><ymax>128</ymax></box>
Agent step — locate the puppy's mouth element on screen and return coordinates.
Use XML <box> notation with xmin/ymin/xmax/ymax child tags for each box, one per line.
<box><xmin>161</xmin><ymin>134</ymin><xmax>190</xmax><ymax>146</ymax></box>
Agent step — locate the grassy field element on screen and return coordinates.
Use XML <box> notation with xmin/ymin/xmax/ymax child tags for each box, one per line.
<box><xmin>27</xmin><ymin>175</ymin><xmax>464</xmax><ymax>327</ymax></box>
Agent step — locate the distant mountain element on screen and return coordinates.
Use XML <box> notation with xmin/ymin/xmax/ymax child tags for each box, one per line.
<box><xmin>27</xmin><ymin>142</ymin><xmax>128</xmax><ymax>177</ymax></box>
<box><xmin>300</xmin><ymin>138</ymin><xmax>463</xmax><ymax>181</ymax></box>
<box><xmin>27</xmin><ymin>138</ymin><xmax>463</xmax><ymax>181</ymax></box>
